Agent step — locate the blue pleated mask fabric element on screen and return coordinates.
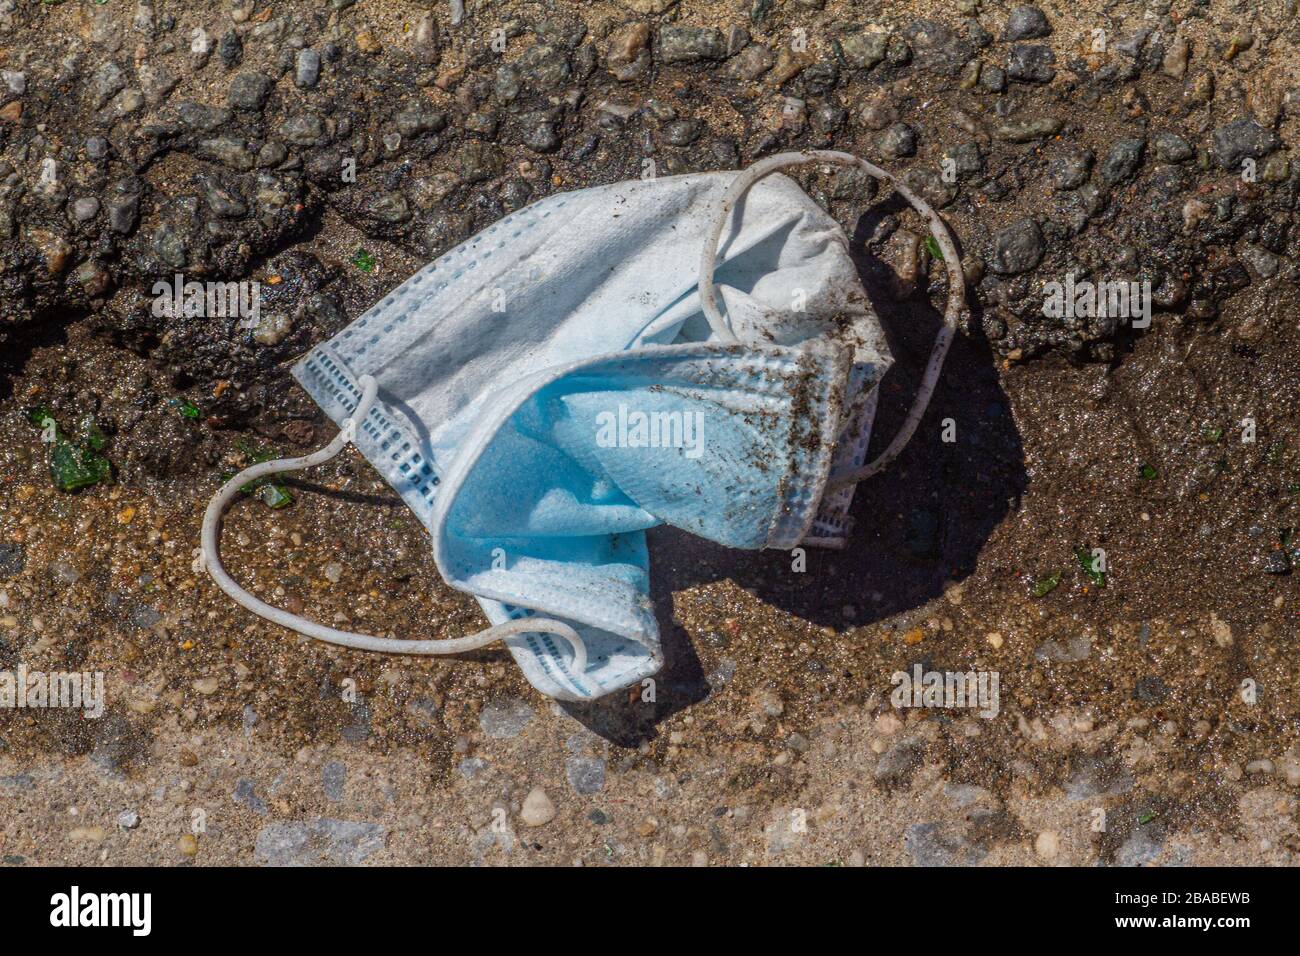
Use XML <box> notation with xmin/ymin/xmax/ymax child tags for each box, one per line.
<box><xmin>283</xmin><ymin>169</ymin><xmax>891</xmax><ymax>700</ymax></box>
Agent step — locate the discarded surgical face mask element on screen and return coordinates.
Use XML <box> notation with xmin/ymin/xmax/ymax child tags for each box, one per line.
<box><xmin>202</xmin><ymin>150</ymin><xmax>966</xmax><ymax>701</ymax></box>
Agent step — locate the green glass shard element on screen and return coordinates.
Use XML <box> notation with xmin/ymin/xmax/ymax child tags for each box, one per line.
<box><xmin>77</xmin><ymin>416</ymin><xmax>109</xmax><ymax>450</ymax></box>
<box><xmin>169</xmin><ymin>398</ymin><xmax>201</xmax><ymax>419</ymax></box>
<box><xmin>1075</xmin><ymin>546</ymin><xmax>1106</xmax><ymax>588</ymax></box>
<box><xmin>1031</xmin><ymin>572</ymin><xmax>1061</xmax><ymax>598</ymax></box>
<box><xmin>29</xmin><ymin>407</ymin><xmax>111</xmax><ymax>491</ymax></box>
<box><xmin>256</xmin><ymin>482</ymin><xmax>294</xmax><ymax>510</ymax></box>
<box><xmin>48</xmin><ymin>440</ymin><xmax>112</xmax><ymax>491</ymax></box>
<box><xmin>352</xmin><ymin>248</ymin><xmax>376</xmax><ymax>273</ymax></box>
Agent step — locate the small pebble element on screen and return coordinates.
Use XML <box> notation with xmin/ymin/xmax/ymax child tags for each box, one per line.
<box><xmin>296</xmin><ymin>48</ymin><xmax>321</xmax><ymax>88</ymax></box>
<box><xmin>1004</xmin><ymin>6</ymin><xmax>1052</xmax><ymax>42</ymax></box>
<box><xmin>72</xmin><ymin>197</ymin><xmax>101</xmax><ymax>221</ymax></box>
<box><xmin>520</xmin><ymin>787</ymin><xmax>555</xmax><ymax>827</ymax></box>
<box><xmin>117</xmin><ymin>810</ymin><xmax>141</xmax><ymax>830</ymax></box>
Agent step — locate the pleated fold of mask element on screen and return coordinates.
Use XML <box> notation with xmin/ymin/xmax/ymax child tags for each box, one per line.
<box><xmin>201</xmin><ymin>150</ymin><xmax>967</xmax><ymax>701</ymax></box>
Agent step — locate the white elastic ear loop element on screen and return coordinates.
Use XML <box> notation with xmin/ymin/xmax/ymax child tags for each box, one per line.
<box><xmin>199</xmin><ymin>374</ymin><xmax>588</xmax><ymax>673</ymax></box>
<box><xmin>697</xmin><ymin>149</ymin><xmax>967</xmax><ymax>489</ymax></box>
